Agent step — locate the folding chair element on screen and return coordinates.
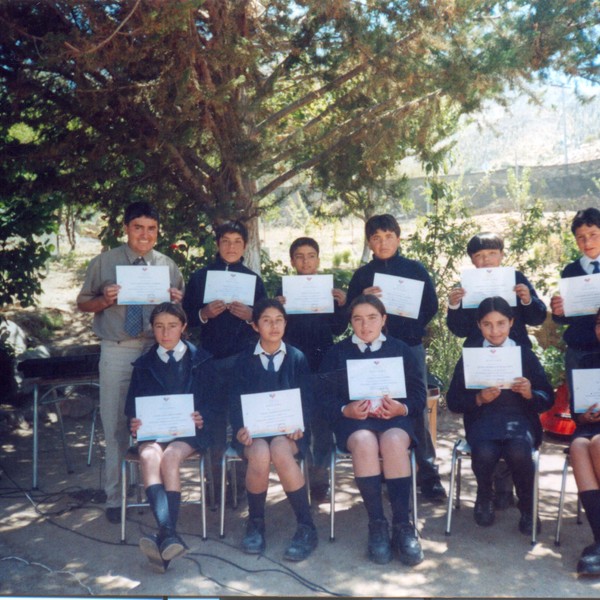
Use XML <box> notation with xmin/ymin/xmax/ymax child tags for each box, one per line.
<box><xmin>329</xmin><ymin>446</ymin><xmax>418</xmax><ymax>541</ymax></box>
<box><xmin>445</xmin><ymin>438</ymin><xmax>541</xmax><ymax>544</ymax></box>
<box><xmin>554</xmin><ymin>446</ymin><xmax>583</xmax><ymax>546</ymax></box>
<box><xmin>120</xmin><ymin>446</ymin><xmax>213</xmax><ymax>543</ymax></box>
<box><xmin>219</xmin><ymin>443</ymin><xmax>310</xmax><ymax>538</ymax></box>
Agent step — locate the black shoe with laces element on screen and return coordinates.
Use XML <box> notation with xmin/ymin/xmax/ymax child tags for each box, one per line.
<box><xmin>140</xmin><ymin>534</ymin><xmax>169</xmax><ymax>573</ymax></box>
<box><xmin>283</xmin><ymin>523</ymin><xmax>318</xmax><ymax>561</ymax></box>
<box><xmin>420</xmin><ymin>480</ymin><xmax>447</xmax><ymax>503</ymax></box>
<box><xmin>577</xmin><ymin>541</ymin><xmax>600</xmax><ymax>576</ymax></box>
<box><xmin>392</xmin><ymin>522</ymin><xmax>424</xmax><ymax>566</ymax></box>
<box><xmin>518</xmin><ymin>512</ymin><xmax>541</xmax><ymax>536</ymax></box>
<box><xmin>160</xmin><ymin>533</ymin><xmax>188</xmax><ymax>561</ymax></box>
<box><xmin>242</xmin><ymin>517</ymin><xmax>266</xmax><ymax>554</ymax></box>
<box><xmin>367</xmin><ymin>519</ymin><xmax>392</xmax><ymax>564</ymax></box>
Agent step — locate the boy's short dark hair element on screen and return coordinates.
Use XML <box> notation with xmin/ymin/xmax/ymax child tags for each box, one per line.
<box><xmin>289</xmin><ymin>237</ymin><xmax>319</xmax><ymax>260</ymax></box>
<box><xmin>252</xmin><ymin>297</ymin><xmax>287</xmax><ymax>323</ymax></box>
<box><xmin>466</xmin><ymin>232</ymin><xmax>504</xmax><ymax>257</ymax></box>
<box><xmin>124</xmin><ymin>201</ymin><xmax>159</xmax><ymax>225</ymax></box>
<box><xmin>571</xmin><ymin>208</ymin><xmax>600</xmax><ymax>235</ymax></box>
<box><xmin>215</xmin><ymin>220</ymin><xmax>249</xmax><ymax>244</ymax></box>
<box><xmin>365</xmin><ymin>214</ymin><xmax>400</xmax><ymax>239</ymax></box>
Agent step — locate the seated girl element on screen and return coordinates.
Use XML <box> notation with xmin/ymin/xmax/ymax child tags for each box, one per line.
<box><xmin>569</xmin><ymin>307</ymin><xmax>600</xmax><ymax>576</ymax></box>
<box><xmin>319</xmin><ymin>294</ymin><xmax>426</xmax><ymax>566</ymax></box>
<box><xmin>446</xmin><ymin>296</ymin><xmax>553</xmax><ymax>535</ymax></box>
<box><xmin>229</xmin><ymin>298</ymin><xmax>317</xmax><ymax>562</ymax></box>
<box><xmin>125</xmin><ymin>302</ymin><xmax>214</xmax><ymax>573</ymax></box>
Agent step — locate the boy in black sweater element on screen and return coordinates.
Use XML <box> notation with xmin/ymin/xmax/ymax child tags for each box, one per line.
<box><xmin>276</xmin><ymin>237</ymin><xmax>348</xmax><ymax>501</ymax></box>
<box><xmin>346</xmin><ymin>214</ymin><xmax>445</xmax><ymax>502</ymax></box>
<box><xmin>551</xmin><ymin>207</ymin><xmax>600</xmax><ymax>399</ymax></box>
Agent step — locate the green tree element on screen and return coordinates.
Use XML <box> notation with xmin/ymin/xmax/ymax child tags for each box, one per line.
<box><xmin>1</xmin><ymin>0</ymin><xmax>599</xmax><ymax>302</ymax></box>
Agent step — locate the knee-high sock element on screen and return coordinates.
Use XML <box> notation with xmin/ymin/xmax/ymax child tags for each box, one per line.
<box><xmin>580</xmin><ymin>489</ymin><xmax>600</xmax><ymax>543</ymax></box>
<box><xmin>166</xmin><ymin>491</ymin><xmax>181</xmax><ymax>531</ymax></box>
<box><xmin>247</xmin><ymin>490</ymin><xmax>267</xmax><ymax>521</ymax></box>
<box><xmin>285</xmin><ymin>485</ymin><xmax>314</xmax><ymax>528</ymax></box>
<box><xmin>145</xmin><ymin>483</ymin><xmax>173</xmax><ymax>534</ymax></box>
<box><xmin>356</xmin><ymin>475</ymin><xmax>385</xmax><ymax>522</ymax></box>
<box><xmin>385</xmin><ymin>476</ymin><xmax>411</xmax><ymax>525</ymax></box>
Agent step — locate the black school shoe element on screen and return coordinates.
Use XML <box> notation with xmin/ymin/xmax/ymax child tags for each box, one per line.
<box><xmin>105</xmin><ymin>506</ymin><xmax>121</xmax><ymax>524</ymax></box>
<box><xmin>283</xmin><ymin>523</ymin><xmax>318</xmax><ymax>561</ymax></box>
<box><xmin>518</xmin><ymin>512</ymin><xmax>541</xmax><ymax>536</ymax></box>
<box><xmin>242</xmin><ymin>517</ymin><xmax>266</xmax><ymax>554</ymax></box>
<box><xmin>160</xmin><ymin>533</ymin><xmax>188</xmax><ymax>561</ymax></box>
<box><xmin>392</xmin><ymin>523</ymin><xmax>424</xmax><ymax>566</ymax></box>
<box><xmin>367</xmin><ymin>519</ymin><xmax>392</xmax><ymax>565</ymax></box>
<box><xmin>420</xmin><ymin>480</ymin><xmax>447</xmax><ymax>503</ymax></box>
<box><xmin>140</xmin><ymin>534</ymin><xmax>169</xmax><ymax>573</ymax></box>
<box><xmin>577</xmin><ymin>542</ymin><xmax>600</xmax><ymax>576</ymax></box>
<box><xmin>473</xmin><ymin>498</ymin><xmax>495</xmax><ymax>527</ymax></box>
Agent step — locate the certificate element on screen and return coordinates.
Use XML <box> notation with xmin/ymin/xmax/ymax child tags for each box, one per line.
<box><xmin>346</xmin><ymin>356</ymin><xmax>406</xmax><ymax>410</ymax></box>
<box><xmin>373</xmin><ymin>273</ymin><xmax>424</xmax><ymax>319</ymax></box>
<box><xmin>116</xmin><ymin>265</ymin><xmax>170</xmax><ymax>305</ymax></box>
<box><xmin>462</xmin><ymin>346</ymin><xmax>522</xmax><ymax>389</ymax></box>
<box><xmin>559</xmin><ymin>273</ymin><xmax>600</xmax><ymax>317</ymax></box>
<box><xmin>203</xmin><ymin>270</ymin><xmax>257</xmax><ymax>305</ymax></box>
<box><xmin>135</xmin><ymin>393</ymin><xmax>195</xmax><ymax>442</ymax></box>
<box><xmin>460</xmin><ymin>266</ymin><xmax>516</xmax><ymax>309</ymax></box>
<box><xmin>241</xmin><ymin>388</ymin><xmax>305</xmax><ymax>438</ymax></box>
<box><xmin>282</xmin><ymin>274</ymin><xmax>334</xmax><ymax>314</ymax></box>
<box><xmin>572</xmin><ymin>369</ymin><xmax>600</xmax><ymax>413</ymax></box>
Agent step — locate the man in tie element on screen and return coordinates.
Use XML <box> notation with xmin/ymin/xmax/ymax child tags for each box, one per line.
<box><xmin>551</xmin><ymin>207</ymin><xmax>600</xmax><ymax>400</ymax></box>
<box><xmin>77</xmin><ymin>201</ymin><xmax>184</xmax><ymax>524</ymax></box>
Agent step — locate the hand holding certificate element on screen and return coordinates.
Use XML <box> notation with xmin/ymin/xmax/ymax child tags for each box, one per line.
<box><xmin>558</xmin><ymin>273</ymin><xmax>600</xmax><ymax>317</ymax></box>
<box><xmin>346</xmin><ymin>356</ymin><xmax>406</xmax><ymax>411</ymax></box>
<box><xmin>373</xmin><ymin>273</ymin><xmax>424</xmax><ymax>319</ymax></box>
<box><xmin>116</xmin><ymin>265</ymin><xmax>171</xmax><ymax>305</ymax></box>
<box><xmin>460</xmin><ymin>266</ymin><xmax>516</xmax><ymax>309</ymax></box>
<box><xmin>135</xmin><ymin>394</ymin><xmax>196</xmax><ymax>442</ymax></box>
<box><xmin>462</xmin><ymin>346</ymin><xmax>522</xmax><ymax>389</ymax></box>
<box><xmin>282</xmin><ymin>274</ymin><xmax>334</xmax><ymax>314</ymax></box>
<box><xmin>572</xmin><ymin>369</ymin><xmax>600</xmax><ymax>413</ymax></box>
<box><xmin>203</xmin><ymin>270</ymin><xmax>257</xmax><ymax>305</ymax></box>
<box><xmin>241</xmin><ymin>388</ymin><xmax>305</xmax><ymax>438</ymax></box>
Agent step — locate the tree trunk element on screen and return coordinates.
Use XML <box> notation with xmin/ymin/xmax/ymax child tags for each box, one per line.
<box><xmin>245</xmin><ymin>215</ymin><xmax>261</xmax><ymax>275</ymax></box>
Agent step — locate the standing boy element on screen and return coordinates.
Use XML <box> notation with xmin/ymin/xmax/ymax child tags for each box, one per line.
<box><xmin>346</xmin><ymin>214</ymin><xmax>445</xmax><ymax>502</ymax></box>
<box><xmin>276</xmin><ymin>237</ymin><xmax>349</xmax><ymax>501</ymax></box>
<box><xmin>446</xmin><ymin>231</ymin><xmax>548</xmax><ymax>508</ymax></box>
<box><xmin>77</xmin><ymin>201</ymin><xmax>184</xmax><ymax>523</ymax></box>
<box><xmin>551</xmin><ymin>207</ymin><xmax>600</xmax><ymax>397</ymax></box>
<box><xmin>182</xmin><ymin>220</ymin><xmax>267</xmax><ymax>477</ymax></box>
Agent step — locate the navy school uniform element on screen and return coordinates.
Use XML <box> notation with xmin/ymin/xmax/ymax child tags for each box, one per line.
<box><xmin>446</xmin><ymin>337</ymin><xmax>554</xmax><ymax>449</ymax></box>
<box><xmin>276</xmin><ymin>283</ymin><xmax>349</xmax><ymax>372</ymax></box>
<box><xmin>447</xmin><ymin>270</ymin><xmax>547</xmax><ymax>348</ymax></box>
<box><xmin>346</xmin><ymin>251</ymin><xmax>438</xmax><ymax>346</ymax></box>
<box><xmin>182</xmin><ymin>254</ymin><xmax>268</xmax><ymax>359</ymax></box>
<box><xmin>124</xmin><ymin>341</ymin><xmax>215</xmax><ymax>451</ymax></box>
<box><xmin>318</xmin><ymin>335</ymin><xmax>427</xmax><ymax>453</ymax></box>
<box><xmin>228</xmin><ymin>343</ymin><xmax>314</xmax><ymax>458</ymax></box>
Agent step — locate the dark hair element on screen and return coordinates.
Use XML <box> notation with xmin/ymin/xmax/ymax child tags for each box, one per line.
<box><xmin>365</xmin><ymin>214</ymin><xmax>400</xmax><ymax>239</ymax></box>
<box><xmin>289</xmin><ymin>237</ymin><xmax>320</xmax><ymax>259</ymax></box>
<box><xmin>252</xmin><ymin>297</ymin><xmax>287</xmax><ymax>324</ymax></box>
<box><xmin>150</xmin><ymin>302</ymin><xmax>187</xmax><ymax>326</ymax></box>
<box><xmin>124</xmin><ymin>201</ymin><xmax>160</xmax><ymax>225</ymax></box>
<box><xmin>476</xmin><ymin>296</ymin><xmax>514</xmax><ymax>323</ymax></box>
<box><xmin>466</xmin><ymin>232</ymin><xmax>504</xmax><ymax>256</ymax></box>
<box><xmin>571</xmin><ymin>208</ymin><xmax>600</xmax><ymax>235</ymax></box>
<box><xmin>215</xmin><ymin>220</ymin><xmax>249</xmax><ymax>244</ymax></box>
<box><xmin>349</xmin><ymin>294</ymin><xmax>388</xmax><ymax>335</ymax></box>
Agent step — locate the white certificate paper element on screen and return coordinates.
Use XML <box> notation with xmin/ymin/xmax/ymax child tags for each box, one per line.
<box><xmin>346</xmin><ymin>356</ymin><xmax>407</xmax><ymax>410</ymax></box>
<box><xmin>135</xmin><ymin>393</ymin><xmax>195</xmax><ymax>442</ymax></box>
<box><xmin>572</xmin><ymin>369</ymin><xmax>600</xmax><ymax>413</ymax></box>
<box><xmin>559</xmin><ymin>273</ymin><xmax>600</xmax><ymax>317</ymax></box>
<box><xmin>203</xmin><ymin>270</ymin><xmax>257</xmax><ymax>305</ymax></box>
<box><xmin>373</xmin><ymin>273</ymin><xmax>424</xmax><ymax>319</ymax></box>
<box><xmin>282</xmin><ymin>274</ymin><xmax>334</xmax><ymax>314</ymax></box>
<box><xmin>241</xmin><ymin>388</ymin><xmax>305</xmax><ymax>438</ymax></box>
<box><xmin>460</xmin><ymin>266</ymin><xmax>516</xmax><ymax>309</ymax></box>
<box><xmin>462</xmin><ymin>346</ymin><xmax>522</xmax><ymax>389</ymax></box>
<box><xmin>116</xmin><ymin>265</ymin><xmax>170</xmax><ymax>305</ymax></box>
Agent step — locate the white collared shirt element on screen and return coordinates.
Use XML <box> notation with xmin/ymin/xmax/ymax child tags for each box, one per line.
<box><xmin>254</xmin><ymin>341</ymin><xmax>287</xmax><ymax>371</ymax></box>
<box><xmin>482</xmin><ymin>337</ymin><xmax>516</xmax><ymax>348</ymax></box>
<box><xmin>580</xmin><ymin>255</ymin><xmax>600</xmax><ymax>274</ymax></box>
<box><xmin>352</xmin><ymin>332</ymin><xmax>387</xmax><ymax>353</ymax></box>
<box><xmin>156</xmin><ymin>340</ymin><xmax>188</xmax><ymax>363</ymax></box>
